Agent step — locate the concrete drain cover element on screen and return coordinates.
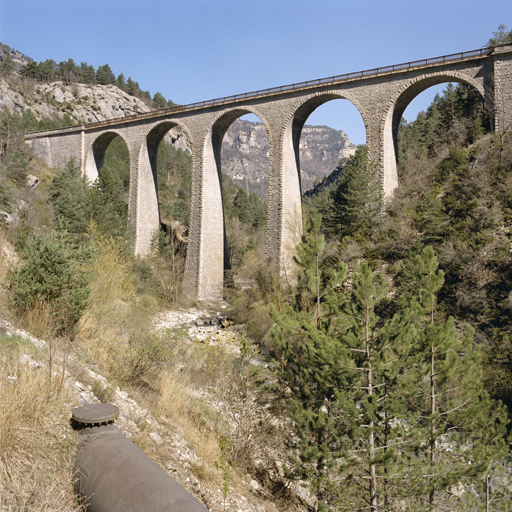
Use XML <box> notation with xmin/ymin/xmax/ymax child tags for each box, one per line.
<box><xmin>72</xmin><ymin>403</ymin><xmax>119</xmax><ymax>428</ymax></box>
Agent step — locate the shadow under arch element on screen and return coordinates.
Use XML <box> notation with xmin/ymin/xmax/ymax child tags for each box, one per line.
<box><xmin>196</xmin><ymin>107</ymin><xmax>271</xmax><ymax>300</ymax></box>
<box><xmin>84</xmin><ymin>130</ymin><xmax>129</xmax><ymax>183</ymax></box>
<box><xmin>382</xmin><ymin>72</ymin><xmax>487</xmax><ymax>196</ymax></box>
<box><xmin>134</xmin><ymin>120</ymin><xmax>192</xmax><ymax>257</ymax></box>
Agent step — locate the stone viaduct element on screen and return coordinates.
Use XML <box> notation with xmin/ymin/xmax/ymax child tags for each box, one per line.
<box><xmin>25</xmin><ymin>44</ymin><xmax>512</xmax><ymax>301</ymax></box>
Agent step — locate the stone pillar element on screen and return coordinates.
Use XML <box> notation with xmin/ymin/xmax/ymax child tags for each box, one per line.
<box><xmin>492</xmin><ymin>45</ymin><xmax>512</xmax><ymax>134</ymax></box>
<box><xmin>133</xmin><ymin>139</ymin><xmax>160</xmax><ymax>256</ymax></box>
<box><xmin>265</xmin><ymin>113</ymin><xmax>302</xmax><ymax>281</ymax></box>
<box><xmin>183</xmin><ymin>122</ymin><xmax>225</xmax><ymax>302</ymax></box>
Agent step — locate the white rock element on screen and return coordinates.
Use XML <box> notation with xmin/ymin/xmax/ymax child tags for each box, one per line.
<box><xmin>149</xmin><ymin>432</ymin><xmax>163</xmax><ymax>445</ymax></box>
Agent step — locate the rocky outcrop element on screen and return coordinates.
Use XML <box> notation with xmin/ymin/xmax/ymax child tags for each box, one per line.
<box><xmin>222</xmin><ymin>119</ymin><xmax>356</xmax><ymax>196</ymax></box>
<box><xmin>0</xmin><ymin>78</ymin><xmax>152</xmax><ymax>124</ymax></box>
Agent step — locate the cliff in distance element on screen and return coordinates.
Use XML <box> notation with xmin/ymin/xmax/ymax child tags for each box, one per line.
<box><xmin>222</xmin><ymin>119</ymin><xmax>356</xmax><ymax>196</ymax></box>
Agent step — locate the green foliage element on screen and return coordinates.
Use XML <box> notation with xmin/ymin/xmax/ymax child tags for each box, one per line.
<box><xmin>48</xmin><ymin>159</ymin><xmax>90</xmax><ymax>238</ymax></box>
<box><xmin>156</xmin><ymin>141</ymin><xmax>192</xmax><ymax>226</ymax></box>
<box><xmin>0</xmin><ymin>106</ymin><xmax>31</xmax><ymax>185</ymax></box>
<box><xmin>89</xmin><ymin>137</ymin><xmax>129</xmax><ymax>238</ymax></box>
<box><xmin>397</xmin><ymin>83</ymin><xmax>490</xmax><ymax>171</ymax></box>
<box><xmin>487</xmin><ymin>24</ymin><xmax>512</xmax><ymax>46</ymax></box>
<box><xmin>123</xmin><ymin>330</ymin><xmax>172</xmax><ymax>385</ymax></box>
<box><xmin>5</xmin><ymin>232</ymin><xmax>90</xmax><ymax>333</ymax></box>
<box><xmin>223</xmin><ymin>174</ymin><xmax>267</xmax><ymax>230</ymax></box>
<box><xmin>271</xmin><ymin>240</ymin><xmax>510</xmax><ymax>510</ymax></box>
<box><xmin>95</xmin><ymin>64</ymin><xmax>116</xmax><ymax>85</ymax></box>
<box><xmin>324</xmin><ymin>144</ymin><xmax>382</xmax><ymax>237</ymax></box>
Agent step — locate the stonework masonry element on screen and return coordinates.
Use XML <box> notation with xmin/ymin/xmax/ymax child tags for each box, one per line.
<box><xmin>25</xmin><ymin>45</ymin><xmax>512</xmax><ymax>301</ymax></box>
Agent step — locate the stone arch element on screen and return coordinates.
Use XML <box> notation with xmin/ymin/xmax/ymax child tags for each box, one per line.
<box><xmin>270</xmin><ymin>92</ymin><xmax>367</xmax><ymax>277</ymax></box>
<box><xmin>195</xmin><ymin>106</ymin><xmax>272</xmax><ymax>300</ymax></box>
<box><xmin>133</xmin><ymin>120</ymin><xmax>193</xmax><ymax>257</ymax></box>
<box><xmin>84</xmin><ymin>130</ymin><xmax>130</xmax><ymax>183</ymax></box>
<box><xmin>285</xmin><ymin>91</ymin><xmax>368</xmax><ymax>180</ymax></box>
<box><xmin>380</xmin><ymin>70</ymin><xmax>486</xmax><ymax>197</ymax></box>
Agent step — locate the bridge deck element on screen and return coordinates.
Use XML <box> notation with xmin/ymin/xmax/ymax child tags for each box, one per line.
<box><xmin>25</xmin><ymin>44</ymin><xmax>506</xmax><ymax>138</ymax></box>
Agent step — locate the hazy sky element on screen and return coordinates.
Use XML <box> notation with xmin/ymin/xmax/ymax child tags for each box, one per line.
<box><xmin>0</xmin><ymin>0</ymin><xmax>510</xmax><ymax>144</ymax></box>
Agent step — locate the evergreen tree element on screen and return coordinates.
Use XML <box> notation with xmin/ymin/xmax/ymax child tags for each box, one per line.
<box><xmin>96</xmin><ymin>64</ymin><xmax>116</xmax><ymax>85</ymax></box>
<box><xmin>331</xmin><ymin>263</ymin><xmax>425</xmax><ymax>512</ymax></box>
<box><xmin>153</xmin><ymin>91</ymin><xmax>168</xmax><ymax>109</ymax></box>
<box><xmin>88</xmin><ymin>147</ymin><xmax>128</xmax><ymax>239</ymax></box>
<box><xmin>272</xmin><ymin>258</ymin><xmax>422</xmax><ymax>511</ymax></box>
<box><xmin>117</xmin><ymin>73</ymin><xmax>127</xmax><ymax>91</ymax></box>
<box><xmin>0</xmin><ymin>54</ymin><xmax>14</xmax><ymax>76</ymax></box>
<box><xmin>38</xmin><ymin>59</ymin><xmax>57</xmax><ymax>81</ymax></box>
<box><xmin>270</xmin><ymin>272</ymin><xmax>350</xmax><ymax>511</ymax></box>
<box><xmin>409</xmin><ymin>247</ymin><xmax>510</xmax><ymax>510</ymax></box>
<box><xmin>58</xmin><ymin>58</ymin><xmax>78</xmax><ymax>84</ymax></box>
<box><xmin>327</xmin><ymin>144</ymin><xmax>382</xmax><ymax>237</ymax></box>
<box><xmin>487</xmin><ymin>25</ymin><xmax>512</xmax><ymax>46</ymax></box>
<box><xmin>48</xmin><ymin>159</ymin><xmax>90</xmax><ymax>239</ymax></box>
<box><xmin>5</xmin><ymin>232</ymin><xmax>90</xmax><ymax>333</ymax></box>
<box><xmin>79</xmin><ymin>62</ymin><xmax>97</xmax><ymax>83</ymax></box>
<box><xmin>294</xmin><ymin>210</ymin><xmax>327</xmax><ymax>325</ymax></box>
<box><xmin>126</xmin><ymin>77</ymin><xmax>140</xmax><ymax>96</ymax></box>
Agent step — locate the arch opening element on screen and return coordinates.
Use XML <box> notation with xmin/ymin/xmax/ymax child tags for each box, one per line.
<box><xmin>85</xmin><ymin>131</ymin><xmax>128</xmax><ymax>183</ymax></box>
<box><xmin>86</xmin><ymin>132</ymin><xmax>130</xmax><ymax>239</ymax></box>
<box><xmin>296</xmin><ymin>97</ymin><xmax>365</xmax><ymax>195</ymax></box>
<box><xmin>385</xmin><ymin>77</ymin><xmax>490</xmax><ymax>192</ymax></box>
<box><xmin>136</xmin><ymin>122</ymin><xmax>192</xmax><ymax>296</ymax></box>
<box><xmin>198</xmin><ymin>110</ymin><xmax>269</xmax><ymax>298</ymax></box>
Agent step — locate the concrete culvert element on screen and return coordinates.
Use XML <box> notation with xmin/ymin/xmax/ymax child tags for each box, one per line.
<box><xmin>72</xmin><ymin>403</ymin><xmax>209</xmax><ymax>512</ymax></box>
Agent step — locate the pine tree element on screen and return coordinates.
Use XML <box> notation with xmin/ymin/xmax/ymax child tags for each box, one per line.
<box><xmin>96</xmin><ymin>64</ymin><xmax>116</xmax><ymax>85</ymax></box>
<box><xmin>294</xmin><ymin>210</ymin><xmax>328</xmax><ymax>326</ymax></box>
<box><xmin>153</xmin><ymin>92</ymin><xmax>168</xmax><ymax>110</ymax></box>
<box><xmin>5</xmin><ymin>232</ymin><xmax>90</xmax><ymax>334</ymax></box>
<box><xmin>270</xmin><ymin>287</ymin><xmax>352</xmax><ymax>511</ymax></box>
<box><xmin>328</xmin><ymin>145</ymin><xmax>382</xmax><ymax>237</ymax></box>
<box><xmin>89</xmin><ymin>164</ymin><xmax>128</xmax><ymax>238</ymax></box>
<box><xmin>272</xmin><ymin>260</ymin><xmax>423</xmax><ymax>511</ymax></box>
<box><xmin>270</xmin><ymin>219</ymin><xmax>349</xmax><ymax>510</ymax></box>
<box><xmin>48</xmin><ymin>159</ymin><xmax>90</xmax><ymax>240</ymax></box>
<box><xmin>409</xmin><ymin>247</ymin><xmax>510</xmax><ymax>510</ymax></box>
<box><xmin>332</xmin><ymin>263</ymin><xmax>426</xmax><ymax>512</ymax></box>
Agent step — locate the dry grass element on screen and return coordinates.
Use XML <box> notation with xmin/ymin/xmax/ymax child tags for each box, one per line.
<box><xmin>157</xmin><ymin>370</ymin><xmax>222</xmax><ymax>467</ymax></box>
<box><xmin>0</xmin><ymin>341</ymin><xmax>80</xmax><ymax>511</ymax></box>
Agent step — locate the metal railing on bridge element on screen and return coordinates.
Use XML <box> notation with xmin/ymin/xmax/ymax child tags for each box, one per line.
<box><xmin>26</xmin><ymin>45</ymin><xmax>502</xmax><ymax>135</ymax></box>
<box><xmin>163</xmin><ymin>47</ymin><xmax>492</xmax><ymax>113</ymax></box>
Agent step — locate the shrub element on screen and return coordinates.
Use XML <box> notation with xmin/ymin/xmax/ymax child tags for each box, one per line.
<box><xmin>5</xmin><ymin>232</ymin><xmax>90</xmax><ymax>334</ymax></box>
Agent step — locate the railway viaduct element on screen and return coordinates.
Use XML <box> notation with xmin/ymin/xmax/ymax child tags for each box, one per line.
<box><xmin>25</xmin><ymin>44</ymin><xmax>512</xmax><ymax>301</ymax></box>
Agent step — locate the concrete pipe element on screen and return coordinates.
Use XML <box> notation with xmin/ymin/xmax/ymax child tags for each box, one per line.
<box><xmin>72</xmin><ymin>403</ymin><xmax>209</xmax><ymax>512</ymax></box>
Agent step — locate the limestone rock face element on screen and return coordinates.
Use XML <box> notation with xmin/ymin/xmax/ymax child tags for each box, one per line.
<box><xmin>0</xmin><ymin>78</ymin><xmax>152</xmax><ymax>124</ymax></box>
<box><xmin>222</xmin><ymin>119</ymin><xmax>356</xmax><ymax>196</ymax></box>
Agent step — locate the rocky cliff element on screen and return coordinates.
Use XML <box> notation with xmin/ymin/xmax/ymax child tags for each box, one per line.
<box><xmin>222</xmin><ymin>119</ymin><xmax>356</xmax><ymax>196</ymax></box>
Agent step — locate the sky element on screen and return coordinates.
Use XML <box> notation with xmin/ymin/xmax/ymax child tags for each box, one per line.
<box><xmin>0</xmin><ymin>0</ymin><xmax>510</xmax><ymax>145</ymax></box>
